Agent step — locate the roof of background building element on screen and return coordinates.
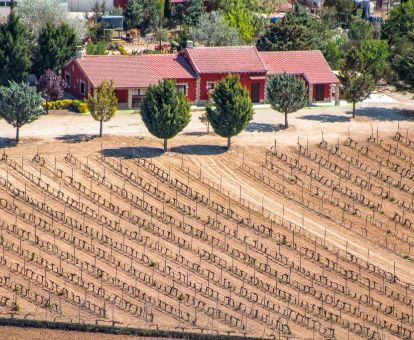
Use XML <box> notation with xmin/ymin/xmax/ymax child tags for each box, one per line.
<box><xmin>75</xmin><ymin>54</ymin><xmax>196</xmax><ymax>88</ymax></box>
<box><xmin>259</xmin><ymin>50</ymin><xmax>339</xmax><ymax>84</ymax></box>
<box><xmin>184</xmin><ymin>46</ymin><xmax>268</xmax><ymax>74</ymax></box>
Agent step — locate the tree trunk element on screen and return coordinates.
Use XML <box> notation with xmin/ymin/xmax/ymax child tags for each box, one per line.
<box><xmin>227</xmin><ymin>136</ymin><xmax>231</xmax><ymax>149</ymax></box>
<box><xmin>207</xmin><ymin>122</ymin><xmax>210</xmax><ymax>134</ymax></box>
<box><xmin>15</xmin><ymin>126</ymin><xmax>19</xmax><ymax>143</ymax></box>
<box><xmin>45</xmin><ymin>99</ymin><xmax>49</xmax><ymax>115</ymax></box>
<box><xmin>284</xmin><ymin>112</ymin><xmax>288</xmax><ymax>129</ymax></box>
<box><xmin>352</xmin><ymin>102</ymin><xmax>356</xmax><ymax>119</ymax></box>
<box><xmin>99</xmin><ymin>120</ymin><xmax>103</xmax><ymax>137</ymax></box>
<box><xmin>163</xmin><ymin>138</ymin><xmax>168</xmax><ymax>152</ymax></box>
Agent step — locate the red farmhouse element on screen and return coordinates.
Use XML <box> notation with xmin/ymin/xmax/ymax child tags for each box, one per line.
<box><xmin>63</xmin><ymin>46</ymin><xmax>340</xmax><ymax>109</ymax></box>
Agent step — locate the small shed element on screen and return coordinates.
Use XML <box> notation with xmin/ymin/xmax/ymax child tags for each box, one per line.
<box><xmin>99</xmin><ymin>15</ymin><xmax>124</xmax><ymax>31</ymax></box>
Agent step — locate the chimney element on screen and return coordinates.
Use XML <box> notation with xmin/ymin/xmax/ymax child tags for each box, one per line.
<box><xmin>76</xmin><ymin>46</ymin><xmax>86</xmax><ymax>59</ymax></box>
<box><xmin>186</xmin><ymin>40</ymin><xmax>194</xmax><ymax>49</ymax></box>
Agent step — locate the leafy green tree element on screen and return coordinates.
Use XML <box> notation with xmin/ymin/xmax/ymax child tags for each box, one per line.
<box><xmin>86</xmin><ymin>41</ymin><xmax>107</xmax><ymax>55</ymax></box>
<box><xmin>141</xmin><ymin>80</ymin><xmax>191</xmax><ymax>151</ymax></box>
<box><xmin>0</xmin><ymin>82</ymin><xmax>43</xmax><ymax>142</ymax></box>
<box><xmin>324</xmin><ymin>34</ymin><xmax>347</xmax><ymax>70</ymax></box>
<box><xmin>184</xmin><ymin>0</ymin><xmax>204</xmax><ymax>26</ymax></box>
<box><xmin>382</xmin><ymin>0</ymin><xmax>414</xmax><ymax>44</ymax></box>
<box><xmin>0</xmin><ymin>10</ymin><xmax>32</xmax><ymax>86</ymax></box>
<box><xmin>256</xmin><ymin>6</ymin><xmax>331</xmax><ymax>52</ymax></box>
<box><xmin>199</xmin><ymin>111</ymin><xmax>210</xmax><ymax>134</ymax></box>
<box><xmin>32</xmin><ymin>23</ymin><xmax>77</xmax><ymax>77</ymax></box>
<box><xmin>192</xmin><ymin>12</ymin><xmax>242</xmax><ymax>46</ymax></box>
<box><xmin>16</xmin><ymin>0</ymin><xmax>86</xmax><ymax>41</ymax></box>
<box><xmin>142</xmin><ymin>0</ymin><xmax>164</xmax><ymax>31</ymax></box>
<box><xmin>359</xmin><ymin>39</ymin><xmax>389</xmax><ymax>82</ymax></box>
<box><xmin>224</xmin><ymin>0</ymin><xmax>255</xmax><ymax>42</ymax></box>
<box><xmin>87</xmin><ymin>81</ymin><xmax>118</xmax><ymax>137</ymax></box>
<box><xmin>324</xmin><ymin>0</ymin><xmax>354</xmax><ymax>26</ymax></box>
<box><xmin>207</xmin><ymin>75</ymin><xmax>254</xmax><ymax>149</ymax></box>
<box><xmin>391</xmin><ymin>31</ymin><xmax>414</xmax><ymax>85</ymax></box>
<box><xmin>266</xmin><ymin>74</ymin><xmax>307</xmax><ymax>129</ymax></box>
<box><xmin>123</xmin><ymin>0</ymin><xmax>144</xmax><ymax>31</ymax></box>
<box><xmin>339</xmin><ymin>47</ymin><xmax>375</xmax><ymax>118</ymax></box>
<box><xmin>348</xmin><ymin>16</ymin><xmax>372</xmax><ymax>41</ymax></box>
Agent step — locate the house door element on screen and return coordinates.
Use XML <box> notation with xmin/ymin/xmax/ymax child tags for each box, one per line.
<box><xmin>315</xmin><ymin>85</ymin><xmax>325</xmax><ymax>102</ymax></box>
<box><xmin>251</xmin><ymin>83</ymin><xmax>260</xmax><ymax>103</ymax></box>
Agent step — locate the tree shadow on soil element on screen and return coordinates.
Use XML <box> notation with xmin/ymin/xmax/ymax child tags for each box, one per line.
<box><xmin>245</xmin><ymin>123</ymin><xmax>284</xmax><ymax>132</ymax></box>
<box><xmin>101</xmin><ymin>147</ymin><xmax>164</xmax><ymax>159</ymax></box>
<box><xmin>353</xmin><ymin>107</ymin><xmax>414</xmax><ymax>121</ymax></box>
<box><xmin>0</xmin><ymin>138</ymin><xmax>17</xmax><ymax>148</ymax></box>
<box><xmin>56</xmin><ymin>134</ymin><xmax>97</xmax><ymax>143</ymax></box>
<box><xmin>170</xmin><ymin>145</ymin><xmax>227</xmax><ymax>155</ymax></box>
<box><xmin>299</xmin><ymin>114</ymin><xmax>350</xmax><ymax>123</ymax></box>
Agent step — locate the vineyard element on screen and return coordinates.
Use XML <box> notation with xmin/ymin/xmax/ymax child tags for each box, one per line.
<box><xmin>0</xmin><ymin>131</ymin><xmax>413</xmax><ymax>339</ymax></box>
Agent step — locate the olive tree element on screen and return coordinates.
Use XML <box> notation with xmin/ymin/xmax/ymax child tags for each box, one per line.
<box><xmin>0</xmin><ymin>82</ymin><xmax>43</xmax><ymax>142</ymax></box>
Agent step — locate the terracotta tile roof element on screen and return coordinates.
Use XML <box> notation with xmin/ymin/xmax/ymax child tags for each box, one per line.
<box><xmin>259</xmin><ymin>50</ymin><xmax>339</xmax><ymax>84</ymax></box>
<box><xmin>184</xmin><ymin>46</ymin><xmax>268</xmax><ymax>74</ymax></box>
<box><xmin>76</xmin><ymin>54</ymin><xmax>196</xmax><ymax>88</ymax></box>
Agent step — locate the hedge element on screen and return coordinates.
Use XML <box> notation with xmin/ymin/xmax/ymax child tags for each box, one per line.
<box><xmin>42</xmin><ymin>99</ymin><xmax>89</xmax><ymax>113</ymax></box>
<box><xmin>0</xmin><ymin>318</ymin><xmax>267</xmax><ymax>339</ymax></box>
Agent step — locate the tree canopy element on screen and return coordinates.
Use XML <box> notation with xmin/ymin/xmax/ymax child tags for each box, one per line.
<box><xmin>141</xmin><ymin>80</ymin><xmax>191</xmax><ymax>151</ymax></box>
<box><xmin>339</xmin><ymin>47</ymin><xmax>375</xmax><ymax>118</ymax></box>
<box><xmin>32</xmin><ymin>23</ymin><xmax>77</xmax><ymax>77</ymax></box>
<box><xmin>382</xmin><ymin>0</ymin><xmax>414</xmax><ymax>44</ymax></box>
<box><xmin>0</xmin><ymin>10</ymin><xmax>32</xmax><ymax>86</ymax></box>
<box><xmin>256</xmin><ymin>6</ymin><xmax>333</xmax><ymax>54</ymax></box>
<box><xmin>123</xmin><ymin>0</ymin><xmax>144</xmax><ymax>31</ymax></box>
<box><xmin>192</xmin><ymin>12</ymin><xmax>242</xmax><ymax>47</ymax></box>
<box><xmin>0</xmin><ymin>82</ymin><xmax>43</xmax><ymax>142</ymax></box>
<box><xmin>207</xmin><ymin>74</ymin><xmax>254</xmax><ymax>148</ymax></box>
<box><xmin>87</xmin><ymin>81</ymin><xmax>118</xmax><ymax>137</ymax></box>
<box><xmin>266</xmin><ymin>74</ymin><xmax>307</xmax><ymax>129</ymax></box>
<box><xmin>37</xmin><ymin>69</ymin><xmax>65</xmax><ymax>114</ymax></box>
<box><xmin>16</xmin><ymin>0</ymin><xmax>86</xmax><ymax>40</ymax></box>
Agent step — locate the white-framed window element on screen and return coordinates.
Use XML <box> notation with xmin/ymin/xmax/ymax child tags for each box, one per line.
<box><xmin>132</xmin><ymin>88</ymin><xmax>146</xmax><ymax>96</ymax></box>
<box><xmin>80</xmin><ymin>80</ymin><xmax>86</xmax><ymax>95</ymax></box>
<box><xmin>206</xmin><ymin>82</ymin><xmax>215</xmax><ymax>91</ymax></box>
<box><xmin>176</xmin><ymin>84</ymin><xmax>187</xmax><ymax>96</ymax></box>
<box><xmin>65</xmin><ymin>72</ymin><xmax>71</xmax><ymax>88</ymax></box>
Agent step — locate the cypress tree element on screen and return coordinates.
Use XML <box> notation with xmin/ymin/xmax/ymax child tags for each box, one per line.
<box><xmin>207</xmin><ymin>74</ymin><xmax>254</xmax><ymax>149</ymax></box>
<box><xmin>141</xmin><ymin>80</ymin><xmax>191</xmax><ymax>152</ymax></box>
<box><xmin>32</xmin><ymin>23</ymin><xmax>77</xmax><ymax>77</ymax></box>
<box><xmin>0</xmin><ymin>10</ymin><xmax>32</xmax><ymax>86</ymax></box>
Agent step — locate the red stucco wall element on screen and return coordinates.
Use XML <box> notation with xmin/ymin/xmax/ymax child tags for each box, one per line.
<box><xmin>64</xmin><ymin>60</ymin><xmax>91</xmax><ymax>99</ymax></box>
<box><xmin>115</xmin><ymin>89</ymin><xmax>128</xmax><ymax>103</ymax></box>
<box><xmin>199</xmin><ymin>73</ymin><xmax>266</xmax><ymax>102</ymax></box>
<box><xmin>312</xmin><ymin>84</ymin><xmax>331</xmax><ymax>101</ymax></box>
<box><xmin>175</xmin><ymin>78</ymin><xmax>197</xmax><ymax>102</ymax></box>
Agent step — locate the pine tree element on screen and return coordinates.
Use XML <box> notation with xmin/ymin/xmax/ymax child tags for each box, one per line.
<box><xmin>87</xmin><ymin>81</ymin><xmax>118</xmax><ymax>137</ymax></box>
<box><xmin>123</xmin><ymin>0</ymin><xmax>144</xmax><ymax>31</ymax></box>
<box><xmin>0</xmin><ymin>10</ymin><xmax>32</xmax><ymax>86</ymax></box>
<box><xmin>141</xmin><ymin>80</ymin><xmax>191</xmax><ymax>152</ymax></box>
<box><xmin>32</xmin><ymin>23</ymin><xmax>77</xmax><ymax>77</ymax></box>
<box><xmin>0</xmin><ymin>82</ymin><xmax>43</xmax><ymax>142</ymax></box>
<box><xmin>207</xmin><ymin>75</ymin><xmax>254</xmax><ymax>149</ymax></box>
<box><xmin>266</xmin><ymin>73</ymin><xmax>307</xmax><ymax>129</ymax></box>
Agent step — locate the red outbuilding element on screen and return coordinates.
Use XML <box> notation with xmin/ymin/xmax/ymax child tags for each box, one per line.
<box><xmin>63</xmin><ymin>45</ymin><xmax>340</xmax><ymax>109</ymax></box>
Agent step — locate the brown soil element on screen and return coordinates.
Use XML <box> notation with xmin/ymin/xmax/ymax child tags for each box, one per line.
<box><xmin>0</xmin><ymin>133</ymin><xmax>412</xmax><ymax>340</ymax></box>
<box><xmin>0</xmin><ymin>326</ymin><xmax>171</xmax><ymax>340</ymax></box>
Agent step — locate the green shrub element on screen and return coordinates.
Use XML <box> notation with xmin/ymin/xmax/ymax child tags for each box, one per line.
<box><xmin>118</xmin><ymin>45</ymin><xmax>128</xmax><ymax>55</ymax></box>
<box><xmin>77</xmin><ymin>102</ymin><xmax>89</xmax><ymax>113</ymax></box>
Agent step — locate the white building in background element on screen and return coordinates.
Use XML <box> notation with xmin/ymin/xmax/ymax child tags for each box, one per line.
<box><xmin>67</xmin><ymin>0</ymin><xmax>113</xmax><ymax>12</ymax></box>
